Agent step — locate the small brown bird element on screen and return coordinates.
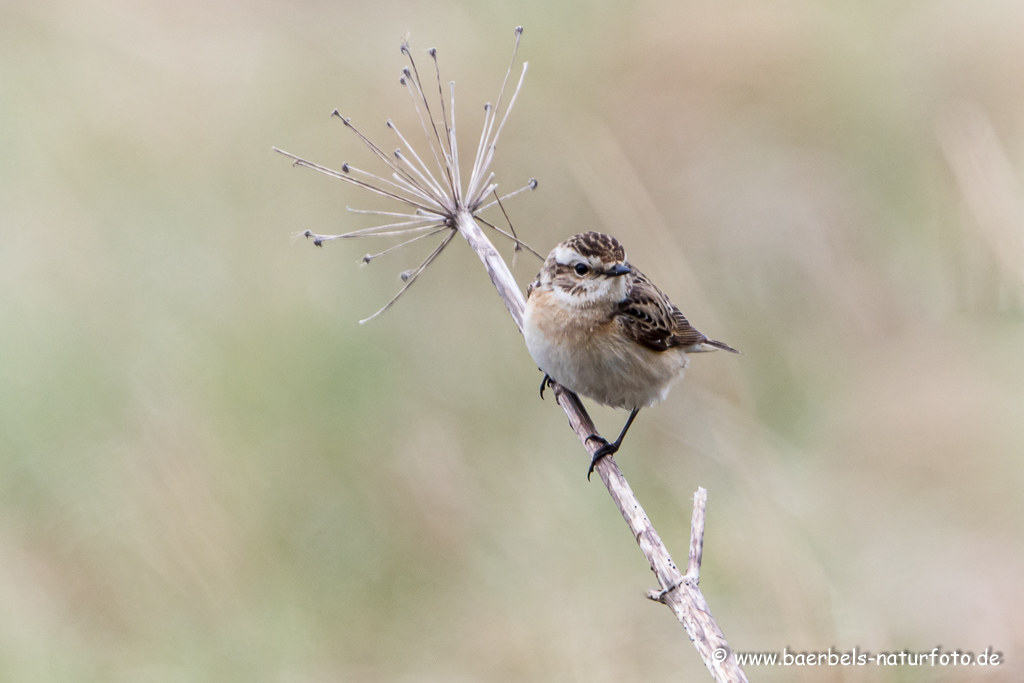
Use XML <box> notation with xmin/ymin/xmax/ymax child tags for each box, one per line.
<box><xmin>523</xmin><ymin>232</ymin><xmax>738</xmax><ymax>477</ymax></box>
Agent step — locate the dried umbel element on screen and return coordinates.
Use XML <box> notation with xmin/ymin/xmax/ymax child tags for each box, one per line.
<box><xmin>275</xmin><ymin>27</ymin><xmax>539</xmax><ymax>323</ymax></box>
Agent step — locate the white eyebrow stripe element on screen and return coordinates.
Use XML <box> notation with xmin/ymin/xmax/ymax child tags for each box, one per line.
<box><xmin>553</xmin><ymin>245</ymin><xmax>585</xmax><ymax>266</ymax></box>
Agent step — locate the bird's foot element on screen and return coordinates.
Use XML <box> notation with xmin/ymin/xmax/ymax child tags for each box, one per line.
<box><xmin>538</xmin><ymin>373</ymin><xmax>555</xmax><ymax>400</ymax></box>
<box><xmin>584</xmin><ymin>435</ymin><xmax>620</xmax><ymax>480</ymax></box>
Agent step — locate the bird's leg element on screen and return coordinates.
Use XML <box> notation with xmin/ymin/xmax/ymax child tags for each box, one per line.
<box><xmin>538</xmin><ymin>372</ymin><xmax>554</xmax><ymax>400</ymax></box>
<box><xmin>586</xmin><ymin>407</ymin><xmax>641</xmax><ymax>479</ymax></box>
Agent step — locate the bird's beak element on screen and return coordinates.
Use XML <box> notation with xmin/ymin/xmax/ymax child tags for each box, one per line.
<box><xmin>604</xmin><ymin>264</ymin><xmax>632</xmax><ymax>278</ymax></box>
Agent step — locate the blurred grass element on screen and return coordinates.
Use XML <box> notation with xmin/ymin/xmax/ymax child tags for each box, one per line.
<box><xmin>2</xmin><ymin>0</ymin><xmax>1024</xmax><ymax>681</ymax></box>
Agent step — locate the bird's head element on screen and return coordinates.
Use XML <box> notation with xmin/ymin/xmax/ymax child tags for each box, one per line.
<box><xmin>538</xmin><ymin>232</ymin><xmax>633</xmax><ymax>308</ymax></box>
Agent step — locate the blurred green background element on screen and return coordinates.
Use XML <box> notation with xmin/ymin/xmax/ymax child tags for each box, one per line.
<box><xmin>2</xmin><ymin>0</ymin><xmax>1023</xmax><ymax>681</ymax></box>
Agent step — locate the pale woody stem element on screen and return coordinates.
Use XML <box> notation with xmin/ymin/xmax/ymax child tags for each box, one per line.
<box><xmin>452</xmin><ymin>208</ymin><xmax>748</xmax><ymax>683</ymax></box>
<box><xmin>455</xmin><ymin>209</ymin><xmax>525</xmax><ymax>328</ymax></box>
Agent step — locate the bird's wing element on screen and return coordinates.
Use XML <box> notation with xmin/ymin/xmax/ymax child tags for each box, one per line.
<box><xmin>617</xmin><ymin>268</ymin><xmax>741</xmax><ymax>353</ymax></box>
<box><xmin>615</xmin><ymin>267</ymin><xmax>708</xmax><ymax>352</ymax></box>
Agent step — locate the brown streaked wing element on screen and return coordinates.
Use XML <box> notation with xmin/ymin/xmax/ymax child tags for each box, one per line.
<box><xmin>615</xmin><ymin>267</ymin><xmax>707</xmax><ymax>352</ymax></box>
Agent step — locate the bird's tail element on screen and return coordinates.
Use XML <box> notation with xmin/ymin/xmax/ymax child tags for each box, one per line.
<box><xmin>700</xmin><ymin>338</ymin><xmax>741</xmax><ymax>354</ymax></box>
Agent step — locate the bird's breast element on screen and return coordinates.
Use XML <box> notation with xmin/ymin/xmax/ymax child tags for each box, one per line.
<box><xmin>523</xmin><ymin>291</ymin><xmax>687</xmax><ymax>409</ymax></box>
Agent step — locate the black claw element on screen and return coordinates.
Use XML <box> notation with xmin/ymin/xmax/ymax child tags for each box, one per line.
<box><xmin>538</xmin><ymin>373</ymin><xmax>554</xmax><ymax>400</ymax></box>
<box><xmin>584</xmin><ymin>407</ymin><xmax>640</xmax><ymax>480</ymax></box>
<box><xmin>587</xmin><ymin>441</ymin><xmax>620</xmax><ymax>480</ymax></box>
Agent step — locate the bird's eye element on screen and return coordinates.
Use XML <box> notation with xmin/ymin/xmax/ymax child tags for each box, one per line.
<box><xmin>574</xmin><ymin>263</ymin><xmax>589</xmax><ymax>276</ymax></box>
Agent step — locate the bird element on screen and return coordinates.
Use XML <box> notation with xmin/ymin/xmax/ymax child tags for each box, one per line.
<box><xmin>522</xmin><ymin>231</ymin><xmax>738</xmax><ymax>478</ymax></box>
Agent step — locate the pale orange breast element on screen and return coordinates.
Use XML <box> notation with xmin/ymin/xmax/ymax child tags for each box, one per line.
<box><xmin>526</xmin><ymin>289</ymin><xmax>616</xmax><ymax>345</ymax></box>
<box><xmin>524</xmin><ymin>288</ymin><xmax>689</xmax><ymax>409</ymax></box>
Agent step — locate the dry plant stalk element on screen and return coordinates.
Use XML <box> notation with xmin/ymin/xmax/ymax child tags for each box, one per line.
<box><xmin>275</xmin><ymin>28</ymin><xmax>748</xmax><ymax>683</ymax></box>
